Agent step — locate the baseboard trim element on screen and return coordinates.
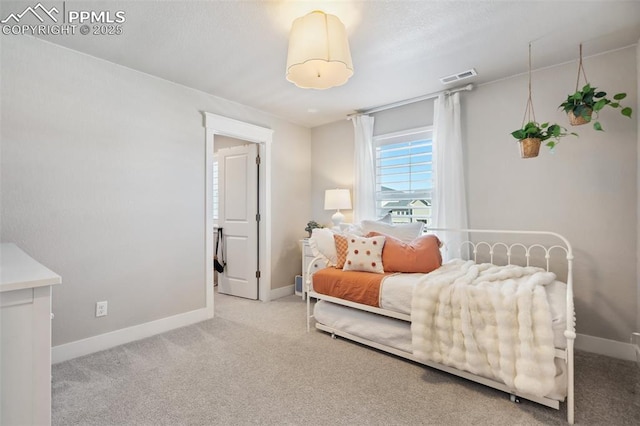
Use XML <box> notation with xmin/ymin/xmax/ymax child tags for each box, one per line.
<box><xmin>52</xmin><ymin>307</ymin><xmax>209</xmax><ymax>364</ymax></box>
<box><xmin>52</xmin><ymin>305</ymin><xmax>635</xmax><ymax>364</ymax></box>
<box><xmin>576</xmin><ymin>333</ymin><xmax>636</xmax><ymax>361</ymax></box>
<box><xmin>271</xmin><ymin>284</ymin><xmax>294</xmax><ymax>300</ymax></box>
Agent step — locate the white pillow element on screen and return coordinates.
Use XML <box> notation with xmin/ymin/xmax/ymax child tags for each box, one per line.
<box><xmin>338</xmin><ymin>214</ymin><xmax>391</xmax><ymax>235</ymax></box>
<box><xmin>377</xmin><ymin>213</ymin><xmax>393</xmax><ymax>223</ymax></box>
<box><xmin>360</xmin><ymin>220</ymin><xmax>423</xmax><ymax>243</ymax></box>
<box><xmin>342</xmin><ymin>235</ymin><xmax>386</xmax><ymax>274</ymax></box>
<box><xmin>309</xmin><ymin>228</ymin><xmax>337</xmax><ymax>266</ymax></box>
<box><xmin>338</xmin><ymin>222</ymin><xmax>363</xmax><ymax>236</ymax></box>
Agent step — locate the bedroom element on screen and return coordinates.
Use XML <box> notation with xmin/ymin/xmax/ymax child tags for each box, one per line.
<box><xmin>0</xmin><ymin>0</ymin><xmax>638</xmax><ymax>424</ymax></box>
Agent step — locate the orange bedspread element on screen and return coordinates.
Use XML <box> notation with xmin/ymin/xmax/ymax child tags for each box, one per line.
<box><xmin>312</xmin><ymin>268</ymin><xmax>394</xmax><ymax>307</ymax></box>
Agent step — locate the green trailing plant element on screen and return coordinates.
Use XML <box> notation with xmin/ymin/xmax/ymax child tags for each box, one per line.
<box><xmin>511</xmin><ymin>43</ymin><xmax>576</xmax><ymax>157</ymax></box>
<box><xmin>511</xmin><ymin>121</ymin><xmax>577</xmax><ymax>150</ymax></box>
<box><xmin>304</xmin><ymin>220</ymin><xmax>323</xmax><ymax>236</ymax></box>
<box><xmin>559</xmin><ymin>83</ymin><xmax>633</xmax><ymax>131</ymax></box>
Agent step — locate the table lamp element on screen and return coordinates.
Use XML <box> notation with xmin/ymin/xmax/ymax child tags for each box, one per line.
<box><xmin>324</xmin><ymin>189</ymin><xmax>352</xmax><ymax>227</ymax></box>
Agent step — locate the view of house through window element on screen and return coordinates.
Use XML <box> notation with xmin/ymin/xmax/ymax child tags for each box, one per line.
<box><xmin>374</xmin><ymin>126</ymin><xmax>433</xmax><ymax>226</ymax></box>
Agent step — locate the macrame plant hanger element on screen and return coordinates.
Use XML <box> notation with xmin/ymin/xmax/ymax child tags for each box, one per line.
<box><xmin>569</xmin><ymin>44</ymin><xmax>591</xmax><ymax>126</ymax></box>
<box><xmin>574</xmin><ymin>44</ymin><xmax>588</xmax><ymax>92</ymax></box>
<box><xmin>521</xmin><ymin>43</ymin><xmax>536</xmax><ymax>128</ymax></box>
<box><xmin>519</xmin><ymin>43</ymin><xmax>541</xmax><ymax>158</ymax></box>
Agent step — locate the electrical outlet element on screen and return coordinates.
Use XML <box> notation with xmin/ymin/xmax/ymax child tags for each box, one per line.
<box><xmin>96</xmin><ymin>301</ymin><xmax>108</xmax><ymax>317</ymax></box>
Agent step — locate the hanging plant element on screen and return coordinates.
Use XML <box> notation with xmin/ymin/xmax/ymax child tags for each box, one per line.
<box><xmin>510</xmin><ymin>43</ymin><xmax>576</xmax><ymax>158</ymax></box>
<box><xmin>559</xmin><ymin>45</ymin><xmax>633</xmax><ymax>131</ymax></box>
<box><xmin>511</xmin><ymin>121</ymin><xmax>575</xmax><ymax>155</ymax></box>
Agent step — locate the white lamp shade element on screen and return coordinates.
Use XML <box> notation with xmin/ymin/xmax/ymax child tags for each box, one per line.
<box><xmin>324</xmin><ymin>189</ymin><xmax>352</xmax><ymax>210</ymax></box>
<box><xmin>286</xmin><ymin>10</ymin><xmax>354</xmax><ymax>90</ymax></box>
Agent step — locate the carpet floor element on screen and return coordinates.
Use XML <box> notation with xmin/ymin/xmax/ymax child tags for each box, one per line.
<box><xmin>52</xmin><ymin>292</ymin><xmax>640</xmax><ymax>425</ymax></box>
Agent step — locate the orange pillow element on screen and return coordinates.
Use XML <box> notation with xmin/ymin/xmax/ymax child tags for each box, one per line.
<box><xmin>367</xmin><ymin>231</ymin><xmax>442</xmax><ymax>273</ymax></box>
<box><xmin>333</xmin><ymin>234</ymin><xmax>349</xmax><ymax>269</ymax></box>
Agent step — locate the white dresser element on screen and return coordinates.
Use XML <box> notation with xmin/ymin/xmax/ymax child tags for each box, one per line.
<box><xmin>1</xmin><ymin>243</ymin><xmax>61</xmax><ymax>426</ymax></box>
<box><xmin>299</xmin><ymin>239</ymin><xmax>327</xmax><ymax>300</ymax></box>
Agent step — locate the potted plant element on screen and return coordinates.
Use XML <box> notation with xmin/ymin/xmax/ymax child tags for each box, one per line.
<box><xmin>510</xmin><ymin>121</ymin><xmax>577</xmax><ymax>158</ymax></box>
<box><xmin>304</xmin><ymin>220</ymin><xmax>323</xmax><ymax>237</ymax></box>
<box><xmin>559</xmin><ymin>83</ymin><xmax>632</xmax><ymax>131</ymax></box>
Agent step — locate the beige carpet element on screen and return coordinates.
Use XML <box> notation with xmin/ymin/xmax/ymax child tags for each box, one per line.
<box><xmin>52</xmin><ymin>292</ymin><xmax>639</xmax><ymax>425</ymax></box>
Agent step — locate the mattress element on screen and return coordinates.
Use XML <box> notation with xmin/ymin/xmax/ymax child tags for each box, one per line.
<box><xmin>334</xmin><ymin>268</ymin><xmax>569</xmax><ymax>348</ymax></box>
<box><xmin>314</xmin><ymin>299</ymin><xmax>568</xmax><ymax>400</ymax></box>
<box><xmin>312</xmin><ymin>267</ymin><xmax>569</xmax><ymax>400</ymax></box>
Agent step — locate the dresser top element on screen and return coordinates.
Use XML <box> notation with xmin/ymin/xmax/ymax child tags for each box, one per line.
<box><xmin>1</xmin><ymin>243</ymin><xmax>61</xmax><ymax>292</ymax></box>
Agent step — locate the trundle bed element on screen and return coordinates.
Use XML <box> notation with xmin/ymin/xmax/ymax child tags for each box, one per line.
<box><xmin>305</xmin><ymin>228</ymin><xmax>576</xmax><ymax>424</ymax></box>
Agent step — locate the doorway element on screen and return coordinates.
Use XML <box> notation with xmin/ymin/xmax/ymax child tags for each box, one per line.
<box><xmin>204</xmin><ymin>113</ymin><xmax>273</xmax><ymax>317</ymax></box>
<box><xmin>215</xmin><ymin>140</ymin><xmax>259</xmax><ymax>299</ymax></box>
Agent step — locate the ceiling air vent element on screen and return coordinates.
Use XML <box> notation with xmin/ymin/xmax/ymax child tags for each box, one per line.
<box><xmin>440</xmin><ymin>68</ymin><xmax>477</xmax><ymax>85</ymax></box>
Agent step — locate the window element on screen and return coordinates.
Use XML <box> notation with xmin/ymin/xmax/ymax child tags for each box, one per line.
<box><xmin>374</xmin><ymin>127</ymin><xmax>433</xmax><ymax>226</ymax></box>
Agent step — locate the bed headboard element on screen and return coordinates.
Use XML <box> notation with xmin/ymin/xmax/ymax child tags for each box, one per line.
<box><xmin>428</xmin><ymin>228</ymin><xmax>573</xmax><ymax>273</ymax></box>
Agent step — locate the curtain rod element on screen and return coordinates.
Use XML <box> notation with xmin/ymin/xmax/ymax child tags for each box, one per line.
<box><xmin>347</xmin><ymin>83</ymin><xmax>474</xmax><ymax>118</ymax></box>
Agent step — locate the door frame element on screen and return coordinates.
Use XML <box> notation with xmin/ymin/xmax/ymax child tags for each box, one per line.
<box><xmin>204</xmin><ymin>112</ymin><xmax>273</xmax><ymax>317</ymax></box>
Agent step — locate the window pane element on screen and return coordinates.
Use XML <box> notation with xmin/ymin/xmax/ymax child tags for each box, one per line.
<box><xmin>374</xmin><ymin>128</ymin><xmax>433</xmax><ymax>225</ymax></box>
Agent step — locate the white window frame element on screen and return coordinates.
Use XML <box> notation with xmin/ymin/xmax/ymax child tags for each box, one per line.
<box><xmin>373</xmin><ymin>126</ymin><xmax>433</xmax><ymax>226</ymax></box>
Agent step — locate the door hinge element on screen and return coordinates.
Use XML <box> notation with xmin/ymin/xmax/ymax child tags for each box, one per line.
<box><xmin>256</xmin><ymin>154</ymin><xmax>261</xmax><ymax>165</ymax></box>
<box><xmin>256</xmin><ymin>270</ymin><xmax>261</xmax><ymax>278</ymax></box>
<box><xmin>256</xmin><ymin>213</ymin><xmax>261</xmax><ymax>222</ymax></box>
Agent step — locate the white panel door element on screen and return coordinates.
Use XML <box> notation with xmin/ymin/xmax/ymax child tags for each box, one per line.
<box><xmin>217</xmin><ymin>143</ymin><xmax>258</xmax><ymax>299</ymax></box>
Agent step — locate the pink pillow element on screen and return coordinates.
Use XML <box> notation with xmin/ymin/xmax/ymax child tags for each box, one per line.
<box><xmin>367</xmin><ymin>232</ymin><xmax>442</xmax><ymax>273</ymax></box>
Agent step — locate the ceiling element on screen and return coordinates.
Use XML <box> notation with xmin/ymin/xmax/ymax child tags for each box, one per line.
<box><xmin>13</xmin><ymin>0</ymin><xmax>640</xmax><ymax>127</ymax></box>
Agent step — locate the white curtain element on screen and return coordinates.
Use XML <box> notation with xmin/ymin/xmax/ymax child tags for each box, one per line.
<box><xmin>352</xmin><ymin>115</ymin><xmax>376</xmax><ymax>223</ymax></box>
<box><xmin>432</xmin><ymin>92</ymin><xmax>468</xmax><ymax>260</ymax></box>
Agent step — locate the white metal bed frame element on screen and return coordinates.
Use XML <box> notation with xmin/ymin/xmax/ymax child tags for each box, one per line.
<box><xmin>305</xmin><ymin>228</ymin><xmax>576</xmax><ymax>424</ymax></box>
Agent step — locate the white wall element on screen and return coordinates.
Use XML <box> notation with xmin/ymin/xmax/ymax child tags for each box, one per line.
<box><xmin>372</xmin><ymin>100</ymin><xmax>435</xmax><ymax>136</ymax></box>
<box><xmin>0</xmin><ymin>37</ymin><xmax>311</xmax><ymax>346</ymax></box>
<box><xmin>310</xmin><ymin>46</ymin><xmax>638</xmax><ymax>343</ymax></box>
<box><xmin>637</xmin><ymin>40</ymin><xmax>640</xmax><ymax>335</ymax></box>
<box><xmin>213</xmin><ymin>135</ymin><xmax>248</xmax><ymax>152</ymax></box>
<box><xmin>466</xmin><ymin>46</ymin><xmax>637</xmax><ymax>342</ymax></box>
<box><xmin>310</xmin><ymin>120</ymin><xmax>354</xmax><ymax>226</ymax></box>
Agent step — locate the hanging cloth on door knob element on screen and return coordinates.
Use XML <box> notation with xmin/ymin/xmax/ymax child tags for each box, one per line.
<box><xmin>214</xmin><ymin>227</ymin><xmax>226</xmax><ymax>273</ymax></box>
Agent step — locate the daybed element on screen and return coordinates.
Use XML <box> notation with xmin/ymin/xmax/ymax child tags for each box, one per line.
<box><xmin>305</xmin><ymin>226</ymin><xmax>576</xmax><ymax>424</ymax></box>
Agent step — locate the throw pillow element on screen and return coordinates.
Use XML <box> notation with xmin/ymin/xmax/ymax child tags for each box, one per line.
<box><xmin>377</xmin><ymin>213</ymin><xmax>393</xmax><ymax>223</ymax></box>
<box><xmin>333</xmin><ymin>234</ymin><xmax>349</xmax><ymax>269</ymax></box>
<box><xmin>342</xmin><ymin>235</ymin><xmax>386</xmax><ymax>274</ymax></box>
<box><xmin>309</xmin><ymin>228</ymin><xmax>337</xmax><ymax>266</ymax></box>
<box><xmin>361</xmin><ymin>220</ymin><xmax>424</xmax><ymax>242</ymax></box>
<box><xmin>367</xmin><ymin>231</ymin><xmax>442</xmax><ymax>273</ymax></box>
<box><xmin>338</xmin><ymin>222</ymin><xmax>364</xmax><ymax>236</ymax></box>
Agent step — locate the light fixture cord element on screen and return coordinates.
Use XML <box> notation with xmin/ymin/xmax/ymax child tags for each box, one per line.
<box><xmin>320</xmin><ymin>12</ymin><xmax>329</xmax><ymax>79</ymax></box>
<box><xmin>575</xmin><ymin>43</ymin><xmax>588</xmax><ymax>91</ymax></box>
<box><xmin>521</xmin><ymin>43</ymin><xmax>536</xmax><ymax>126</ymax></box>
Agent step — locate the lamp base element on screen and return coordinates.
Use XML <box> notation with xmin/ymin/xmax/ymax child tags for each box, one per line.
<box><xmin>331</xmin><ymin>210</ymin><xmax>345</xmax><ymax>227</ymax></box>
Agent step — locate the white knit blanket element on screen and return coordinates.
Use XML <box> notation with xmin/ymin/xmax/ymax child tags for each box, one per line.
<box><xmin>411</xmin><ymin>260</ymin><xmax>557</xmax><ymax>397</ymax></box>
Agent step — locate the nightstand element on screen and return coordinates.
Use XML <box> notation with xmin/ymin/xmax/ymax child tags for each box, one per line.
<box><xmin>299</xmin><ymin>239</ymin><xmax>327</xmax><ymax>300</ymax></box>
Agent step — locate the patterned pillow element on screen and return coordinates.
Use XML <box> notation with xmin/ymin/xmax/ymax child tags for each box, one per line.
<box><xmin>342</xmin><ymin>235</ymin><xmax>386</xmax><ymax>274</ymax></box>
<box><xmin>333</xmin><ymin>234</ymin><xmax>349</xmax><ymax>268</ymax></box>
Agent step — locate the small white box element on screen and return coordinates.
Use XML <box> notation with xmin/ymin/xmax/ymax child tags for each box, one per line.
<box><xmin>295</xmin><ymin>275</ymin><xmax>303</xmax><ymax>296</ymax></box>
